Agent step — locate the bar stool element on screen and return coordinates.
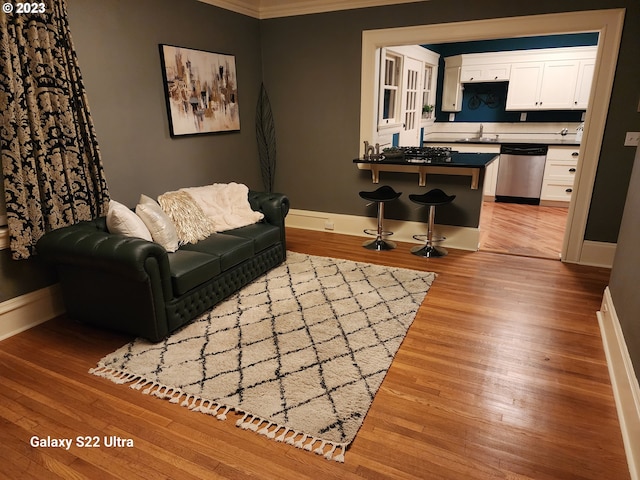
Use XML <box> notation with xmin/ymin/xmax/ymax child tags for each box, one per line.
<box><xmin>409</xmin><ymin>188</ymin><xmax>456</xmax><ymax>258</ymax></box>
<box><xmin>359</xmin><ymin>185</ymin><xmax>402</xmax><ymax>251</ymax></box>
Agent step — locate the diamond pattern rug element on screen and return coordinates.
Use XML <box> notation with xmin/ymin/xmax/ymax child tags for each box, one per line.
<box><xmin>90</xmin><ymin>252</ymin><xmax>435</xmax><ymax>462</ymax></box>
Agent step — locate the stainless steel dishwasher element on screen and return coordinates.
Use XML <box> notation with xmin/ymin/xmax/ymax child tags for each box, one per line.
<box><xmin>495</xmin><ymin>144</ymin><xmax>548</xmax><ymax>204</ymax></box>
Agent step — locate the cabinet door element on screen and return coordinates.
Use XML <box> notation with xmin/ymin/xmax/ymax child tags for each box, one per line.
<box><xmin>484</xmin><ymin>64</ymin><xmax>510</xmax><ymax>81</ymax></box>
<box><xmin>573</xmin><ymin>60</ymin><xmax>595</xmax><ymax>109</ymax></box>
<box><xmin>505</xmin><ymin>62</ymin><xmax>544</xmax><ymax>110</ymax></box>
<box><xmin>399</xmin><ymin>57</ymin><xmax>422</xmax><ymax>147</ymax></box>
<box><xmin>547</xmin><ymin>147</ymin><xmax>580</xmax><ymax>162</ymax></box>
<box><xmin>461</xmin><ymin>64</ymin><xmax>511</xmax><ymax>83</ymax></box>
<box><xmin>538</xmin><ymin>60</ymin><xmax>579</xmax><ymax>109</ymax></box>
<box><xmin>541</xmin><ymin>181</ymin><xmax>575</xmax><ymax>203</ymax></box>
<box><xmin>441</xmin><ymin>66</ymin><xmax>462</xmax><ymax>112</ymax></box>
<box><xmin>460</xmin><ymin>66</ymin><xmax>483</xmax><ymax>83</ymax></box>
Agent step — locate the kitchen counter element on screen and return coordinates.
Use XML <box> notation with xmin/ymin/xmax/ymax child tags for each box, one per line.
<box><xmin>354</xmin><ymin>152</ymin><xmax>498</xmax><ymax>188</ymax></box>
<box><xmin>423</xmin><ymin>135</ymin><xmax>580</xmax><ymax>146</ymax></box>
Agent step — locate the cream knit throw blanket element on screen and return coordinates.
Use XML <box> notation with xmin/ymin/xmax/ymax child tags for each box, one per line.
<box><xmin>182</xmin><ymin>182</ymin><xmax>264</xmax><ymax>232</ymax></box>
<box><xmin>158</xmin><ymin>183</ymin><xmax>264</xmax><ymax>244</ymax></box>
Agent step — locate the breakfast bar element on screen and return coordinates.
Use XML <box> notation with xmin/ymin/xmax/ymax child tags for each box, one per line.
<box><xmin>353</xmin><ymin>147</ymin><xmax>498</xmax><ymax>188</ymax></box>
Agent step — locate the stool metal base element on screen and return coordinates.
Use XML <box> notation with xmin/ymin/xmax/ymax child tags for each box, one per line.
<box><xmin>361</xmin><ymin>197</ymin><xmax>398</xmax><ymax>251</ymax></box>
<box><xmin>363</xmin><ymin>238</ymin><xmax>397</xmax><ymax>251</ymax></box>
<box><xmin>412</xmin><ymin>234</ymin><xmax>446</xmax><ymax>243</ymax></box>
<box><xmin>410</xmin><ymin>244</ymin><xmax>448</xmax><ymax>258</ymax></box>
<box><xmin>365</xmin><ymin>228</ymin><xmax>394</xmax><ymax>237</ymax></box>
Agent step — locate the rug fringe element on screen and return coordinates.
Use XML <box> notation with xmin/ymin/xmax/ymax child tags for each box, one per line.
<box><xmin>89</xmin><ymin>365</ymin><xmax>349</xmax><ymax>462</ymax></box>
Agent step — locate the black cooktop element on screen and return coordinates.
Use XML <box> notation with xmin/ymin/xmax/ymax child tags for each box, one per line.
<box><xmin>383</xmin><ymin>146</ymin><xmax>456</xmax><ymax>163</ymax></box>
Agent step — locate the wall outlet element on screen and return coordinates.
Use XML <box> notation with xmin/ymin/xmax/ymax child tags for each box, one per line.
<box><xmin>624</xmin><ymin>132</ymin><xmax>640</xmax><ymax>147</ymax></box>
<box><xmin>324</xmin><ymin>220</ymin><xmax>334</xmax><ymax>230</ymax></box>
<box><xmin>448</xmin><ymin>113</ymin><xmax>455</xmax><ymax>122</ymax></box>
<box><xmin>520</xmin><ymin>112</ymin><xmax>527</xmax><ymax>122</ymax></box>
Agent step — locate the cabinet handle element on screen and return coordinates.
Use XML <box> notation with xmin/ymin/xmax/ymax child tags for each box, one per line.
<box><xmin>470</xmin><ymin>77</ymin><xmax>474</xmax><ymax>81</ymax></box>
<box><xmin>569</xmin><ymin>168</ymin><xmax>576</xmax><ymax>172</ymax></box>
<box><xmin>565</xmin><ymin>188</ymin><xmax>573</xmax><ymax>193</ymax></box>
<box><xmin>494</xmin><ymin>76</ymin><xmax>498</xmax><ymax>80</ymax></box>
<box><xmin>572</xmin><ymin>152</ymin><xmax>579</xmax><ymax>157</ymax></box>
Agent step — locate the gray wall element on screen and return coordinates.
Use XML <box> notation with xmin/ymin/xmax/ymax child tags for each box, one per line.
<box><xmin>609</xmin><ymin>146</ymin><xmax>640</xmax><ymax>382</ymax></box>
<box><xmin>66</xmin><ymin>0</ymin><xmax>264</xmax><ymax>207</ymax></box>
<box><xmin>260</xmin><ymin>0</ymin><xmax>640</xmax><ymax>240</ymax></box>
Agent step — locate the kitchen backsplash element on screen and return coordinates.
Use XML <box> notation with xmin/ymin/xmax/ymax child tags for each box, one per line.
<box><xmin>425</xmin><ymin>121</ymin><xmax>583</xmax><ymax>142</ymax></box>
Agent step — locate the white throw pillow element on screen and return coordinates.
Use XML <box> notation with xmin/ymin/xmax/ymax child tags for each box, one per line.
<box><xmin>106</xmin><ymin>200</ymin><xmax>153</xmax><ymax>241</ymax></box>
<box><xmin>135</xmin><ymin>194</ymin><xmax>180</xmax><ymax>252</ymax></box>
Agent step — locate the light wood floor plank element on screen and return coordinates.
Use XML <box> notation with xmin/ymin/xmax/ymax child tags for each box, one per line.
<box><xmin>479</xmin><ymin>200</ymin><xmax>568</xmax><ymax>259</ymax></box>
<box><xmin>0</xmin><ymin>227</ymin><xmax>630</xmax><ymax>479</ymax></box>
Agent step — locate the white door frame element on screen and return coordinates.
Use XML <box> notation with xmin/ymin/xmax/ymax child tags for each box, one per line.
<box><xmin>360</xmin><ymin>9</ymin><xmax>625</xmax><ymax>264</ymax></box>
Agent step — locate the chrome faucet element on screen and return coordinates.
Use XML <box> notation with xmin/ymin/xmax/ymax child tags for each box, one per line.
<box><xmin>559</xmin><ymin>128</ymin><xmax>569</xmax><ymax>136</ymax></box>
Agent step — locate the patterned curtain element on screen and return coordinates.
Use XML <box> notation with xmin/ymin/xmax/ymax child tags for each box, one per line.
<box><xmin>0</xmin><ymin>0</ymin><xmax>109</xmax><ymax>259</ymax></box>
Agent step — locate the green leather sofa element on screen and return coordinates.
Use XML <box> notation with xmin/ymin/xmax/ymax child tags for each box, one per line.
<box><xmin>36</xmin><ymin>191</ymin><xmax>289</xmax><ymax>342</ymax></box>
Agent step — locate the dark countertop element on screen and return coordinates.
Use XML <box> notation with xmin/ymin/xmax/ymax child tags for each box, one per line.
<box><xmin>354</xmin><ymin>152</ymin><xmax>499</xmax><ymax>168</ymax></box>
<box><xmin>423</xmin><ymin>136</ymin><xmax>580</xmax><ymax>147</ymax></box>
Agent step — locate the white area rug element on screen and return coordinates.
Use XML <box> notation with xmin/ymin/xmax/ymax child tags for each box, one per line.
<box><xmin>90</xmin><ymin>252</ymin><xmax>435</xmax><ymax>462</ymax></box>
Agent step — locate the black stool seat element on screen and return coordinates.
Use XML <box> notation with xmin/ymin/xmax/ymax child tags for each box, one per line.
<box><xmin>360</xmin><ymin>185</ymin><xmax>402</xmax><ymax>203</ymax></box>
<box><xmin>359</xmin><ymin>185</ymin><xmax>401</xmax><ymax>251</ymax></box>
<box><xmin>409</xmin><ymin>188</ymin><xmax>456</xmax><ymax>207</ymax></box>
<box><xmin>409</xmin><ymin>188</ymin><xmax>455</xmax><ymax>258</ymax></box>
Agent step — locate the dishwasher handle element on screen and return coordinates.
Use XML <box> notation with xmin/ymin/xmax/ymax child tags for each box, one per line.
<box><xmin>500</xmin><ymin>144</ymin><xmax>549</xmax><ymax>156</ymax></box>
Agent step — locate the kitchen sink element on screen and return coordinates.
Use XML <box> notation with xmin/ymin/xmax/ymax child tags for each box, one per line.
<box><xmin>457</xmin><ymin>136</ymin><xmax>499</xmax><ymax>143</ymax></box>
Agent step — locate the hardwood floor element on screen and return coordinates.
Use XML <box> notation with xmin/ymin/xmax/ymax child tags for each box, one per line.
<box><xmin>0</xmin><ymin>228</ymin><xmax>629</xmax><ymax>480</ymax></box>
<box><xmin>479</xmin><ymin>201</ymin><xmax>569</xmax><ymax>260</ymax></box>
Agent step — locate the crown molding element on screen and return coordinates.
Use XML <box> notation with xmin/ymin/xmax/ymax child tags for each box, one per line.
<box><xmin>197</xmin><ymin>0</ymin><xmax>260</xmax><ymax>17</ymax></box>
<box><xmin>197</xmin><ymin>0</ymin><xmax>428</xmax><ymax>19</ymax></box>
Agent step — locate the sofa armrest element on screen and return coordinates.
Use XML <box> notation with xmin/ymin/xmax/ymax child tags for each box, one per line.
<box><xmin>248</xmin><ymin>191</ymin><xmax>290</xmax><ymax>228</ymax></box>
<box><xmin>36</xmin><ymin>222</ymin><xmax>173</xmax><ymax>300</ymax></box>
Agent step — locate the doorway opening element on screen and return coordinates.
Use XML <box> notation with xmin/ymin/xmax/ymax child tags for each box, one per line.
<box><xmin>360</xmin><ymin>10</ymin><xmax>624</xmax><ymax>264</ymax></box>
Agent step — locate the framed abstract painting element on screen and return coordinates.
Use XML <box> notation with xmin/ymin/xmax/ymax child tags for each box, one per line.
<box><xmin>159</xmin><ymin>44</ymin><xmax>240</xmax><ymax>136</ymax></box>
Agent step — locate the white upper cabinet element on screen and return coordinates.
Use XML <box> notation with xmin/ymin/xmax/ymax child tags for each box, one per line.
<box><xmin>460</xmin><ymin>63</ymin><xmax>510</xmax><ymax>83</ymax></box>
<box><xmin>441</xmin><ymin>66</ymin><xmax>463</xmax><ymax>112</ymax></box>
<box><xmin>538</xmin><ymin>60</ymin><xmax>580</xmax><ymax>109</ymax></box>
<box><xmin>573</xmin><ymin>59</ymin><xmax>596</xmax><ymax>109</ymax></box>
<box><xmin>442</xmin><ymin>46</ymin><xmax>597</xmax><ymax>112</ymax></box>
<box><xmin>504</xmin><ymin>62</ymin><xmax>544</xmax><ymax>110</ymax></box>
<box><xmin>506</xmin><ymin>59</ymin><xmax>579</xmax><ymax>110</ymax></box>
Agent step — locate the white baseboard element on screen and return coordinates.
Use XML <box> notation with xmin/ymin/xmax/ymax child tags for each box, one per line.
<box><xmin>0</xmin><ymin>284</ymin><xmax>65</xmax><ymax>342</ymax></box>
<box><xmin>597</xmin><ymin>287</ymin><xmax>640</xmax><ymax>480</ymax></box>
<box><xmin>580</xmin><ymin>240</ymin><xmax>617</xmax><ymax>268</ymax></box>
<box><xmin>287</xmin><ymin>208</ymin><xmax>480</xmax><ymax>252</ymax></box>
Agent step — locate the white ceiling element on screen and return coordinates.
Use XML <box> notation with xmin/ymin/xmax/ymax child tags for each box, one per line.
<box><xmin>197</xmin><ymin>0</ymin><xmax>428</xmax><ymax>19</ymax></box>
